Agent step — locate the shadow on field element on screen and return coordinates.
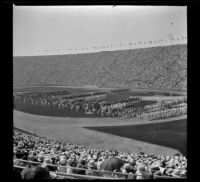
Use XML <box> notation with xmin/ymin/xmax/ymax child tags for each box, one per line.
<box><xmin>13</xmin><ymin>87</ymin><xmax>97</xmax><ymax>94</ymax></box>
<box><xmin>84</xmin><ymin>119</ymin><xmax>187</xmax><ymax>156</ymax></box>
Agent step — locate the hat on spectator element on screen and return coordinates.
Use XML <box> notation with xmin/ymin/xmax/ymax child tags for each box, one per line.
<box><xmin>38</xmin><ymin>155</ymin><xmax>44</xmax><ymax>162</ymax></box>
<box><xmin>49</xmin><ymin>172</ymin><xmax>57</xmax><ymax>179</ymax></box>
<box><xmin>150</xmin><ymin>166</ymin><xmax>160</xmax><ymax>173</ymax></box>
<box><xmin>166</xmin><ymin>168</ymin><xmax>174</xmax><ymax>175</ymax></box>
<box><xmin>81</xmin><ymin>153</ymin><xmax>88</xmax><ymax>159</ymax></box>
<box><xmin>151</xmin><ymin>161</ymin><xmax>161</xmax><ymax>168</ymax></box>
<box><xmin>137</xmin><ymin>164</ymin><xmax>146</xmax><ymax>173</ymax></box>
<box><xmin>152</xmin><ymin>155</ymin><xmax>158</xmax><ymax>159</ymax></box>
<box><xmin>136</xmin><ymin>160</ymin><xmax>143</xmax><ymax>166</ymax></box>
<box><xmin>21</xmin><ymin>149</ymin><xmax>27</xmax><ymax>153</ymax></box>
<box><xmin>28</xmin><ymin>154</ymin><xmax>36</xmax><ymax>161</ymax></box>
<box><xmin>93</xmin><ymin>155</ymin><xmax>98</xmax><ymax>160</ymax></box>
<box><xmin>71</xmin><ymin>154</ymin><xmax>76</xmax><ymax>159</ymax></box>
<box><xmin>129</xmin><ymin>159</ymin><xmax>136</xmax><ymax>166</ymax></box>
<box><xmin>138</xmin><ymin>152</ymin><xmax>145</xmax><ymax>157</ymax></box>
<box><xmin>44</xmin><ymin>157</ymin><xmax>52</xmax><ymax>164</ymax></box>
<box><xmin>79</xmin><ymin>157</ymin><xmax>86</xmax><ymax>163</ymax></box>
<box><xmin>165</xmin><ymin>156</ymin><xmax>170</xmax><ymax>161</ymax></box>
<box><xmin>123</xmin><ymin>163</ymin><xmax>132</xmax><ymax>171</ymax></box>
<box><xmin>180</xmin><ymin>170</ymin><xmax>186</xmax><ymax>177</ymax></box>
<box><xmin>87</xmin><ymin>160</ymin><xmax>96</xmax><ymax>168</ymax></box>
<box><xmin>67</xmin><ymin>158</ymin><xmax>73</xmax><ymax>166</ymax></box>
<box><xmin>64</xmin><ymin>151</ymin><xmax>70</xmax><ymax>157</ymax></box>
<box><xmin>98</xmin><ymin>157</ymin><xmax>104</xmax><ymax>162</ymax></box>
<box><xmin>60</xmin><ymin>155</ymin><xmax>66</xmax><ymax>160</ymax></box>
<box><xmin>172</xmin><ymin>169</ymin><xmax>181</xmax><ymax>177</ymax></box>
<box><xmin>87</xmin><ymin>156</ymin><xmax>92</xmax><ymax>161</ymax></box>
<box><xmin>52</xmin><ymin>154</ymin><xmax>58</xmax><ymax>159</ymax></box>
<box><xmin>60</xmin><ymin>158</ymin><xmax>67</xmax><ymax>166</ymax></box>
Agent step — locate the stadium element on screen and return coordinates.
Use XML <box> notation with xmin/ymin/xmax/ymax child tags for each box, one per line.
<box><xmin>13</xmin><ymin>6</ymin><xmax>187</xmax><ymax>179</ymax></box>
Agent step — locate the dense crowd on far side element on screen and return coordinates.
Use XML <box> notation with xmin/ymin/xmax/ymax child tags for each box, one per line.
<box><xmin>14</xmin><ymin>44</ymin><xmax>187</xmax><ymax>90</ymax></box>
<box><xmin>13</xmin><ymin>129</ymin><xmax>187</xmax><ymax>179</ymax></box>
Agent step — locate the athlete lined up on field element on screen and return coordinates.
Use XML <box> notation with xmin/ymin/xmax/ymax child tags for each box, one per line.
<box><xmin>13</xmin><ymin>92</ymin><xmax>186</xmax><ymax>120</ymax></box>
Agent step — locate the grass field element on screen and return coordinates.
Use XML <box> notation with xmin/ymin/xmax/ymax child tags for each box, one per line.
<box><xmin>14</xmin><ymin>90</ymin><xmax>157</xmax><ymax>118</ymax></box>
<box><xmin>14</xmin><ymin>87</ymin><xmax>181</xmax><ymax>119</ymax></box>
<box><xmin>13</xmin><ymin>86</ymin><xmax>182</xmax><ymax>96</ymax></box>
<box><xmin>14</xmin><ymin>100</ymin><xmax>156</xmax><ymax>118</ymax></box>
<box><xmin>13</xmin><ymin>86</ymin><xmax>186</xmax><ymax>156</ymax></box>
<box><xmin>85</xmin><ymin>118</ymin><xmax>187</xmax><ymax>156</ymax></box>
<box><xmin>13</xmin><ymin>86</ymin><xmax>98</xmax><ymax>94</ymax></box>
<box><xmin>14</xmin><ymin>110</ymin><xmax>186</xmax><ymax>155</ymax></box>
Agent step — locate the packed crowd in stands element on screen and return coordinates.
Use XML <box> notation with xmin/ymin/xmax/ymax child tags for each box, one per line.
<box><xmin>14</xmin><ymin>44</ymin><xmax>187</xmax><ymax>90</ymax></box>
<box><xmin>14</xmin><ymin>90</ymin><xmax>187</xmax><ymax>120</ymax></box>
<box><xmin>13</xmin><ymin>128</ymin><xmax>187</xmax><ymax>179</ymax></box>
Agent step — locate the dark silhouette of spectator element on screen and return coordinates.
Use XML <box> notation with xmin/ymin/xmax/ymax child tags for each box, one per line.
<box><xmin>32</xmin><ymin>166</ymin><xmax>54</xmax><ymax>179</ymax></box>
<box><xmin>13</xmin><ymin>168</ymin><xmax>22</xmax><ymax>180</ymax></box>
<box><xmin>21</xmin><ymin>163</ymin><xmax>34</xmax><ymax>179</ymax></box>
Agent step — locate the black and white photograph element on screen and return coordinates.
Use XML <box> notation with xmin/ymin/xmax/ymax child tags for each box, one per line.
<box><xmin>13</xmin><ymin>5</ymin><xmax>187</xmax><ymax>179</ymax></box>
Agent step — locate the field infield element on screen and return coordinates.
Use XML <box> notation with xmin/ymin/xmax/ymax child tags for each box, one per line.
<box><xmin>13</xmin><ymin>86</ymin><xmax>187</xmax><ymax>156</ymax></box>
<box><xmin>85</xmin><ymin>118</ymin><xmax>187</xmax><ymax>156</ymax></box>
<box><xmin>14</xmin><ymin>109</ymin><xmax>187</xmax><ymax>156</ymax></box>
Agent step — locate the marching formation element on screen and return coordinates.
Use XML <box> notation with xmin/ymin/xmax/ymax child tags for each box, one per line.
<box><xmin>122</xmin><ymin>96</ymin><xmax>187</xmax><ymax>120</ymax></box>
<box><xmin>14</xmin><ymin>129</ymin><xmax>187</xmax><ymax>179</ymax></box>
<box><xmin>14</xmin><ymin>91</ymin><xmax>187</xmax><ymax>121</ymax></box>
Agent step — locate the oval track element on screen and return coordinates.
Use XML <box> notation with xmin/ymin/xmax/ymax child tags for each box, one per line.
<box><xmin>14</xmin><ymin>110</ymin><xmax>186</xmax><ymax>155</ymax></box>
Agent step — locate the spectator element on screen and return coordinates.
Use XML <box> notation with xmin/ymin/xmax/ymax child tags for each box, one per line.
<box><xmin>21</xmin><ymin>163</ymin><xmax>34</xmax><ymax>179</ymax></box>
<box><xmin>136</xmin><ymin>164</ymin><xmax>153</xmax><ymax>179</ymax></box>
<box><xmin>13</xmin><ymin>128</ymin><xmax>187</xmax><ymax>179</ymax></box>
<box><xmin>66</xmin><ymin>158</ymin><xmax>74</xmax><ymax>174</ymax></box>
<box><xmin>85</xmin><ymin>160</ymin><xmax>99</xmax><ymax>176</ymax></box>
<box><xmin>13</xmin><ymin>168</ymin><xmax>22</xmax><ymax>180</ymax></box>
<box><xmin>74</xmin><ymin>158</ymin><xmax>86</xmax><ymax>175</ymax></box>
<box><xmin>32</xmin><ymin>165</ymin><xmax>57</xmax><ymax>179</ymax></box>
<box><xmin>57</xmin><ymin>158</ymin><xmax>67</xmax><ymax>173</ymax></box>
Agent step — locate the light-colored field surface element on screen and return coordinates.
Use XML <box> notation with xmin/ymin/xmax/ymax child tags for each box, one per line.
<box><xmin>13</xmin><ymin>110</ymin><xmax>186</xmax><ymax>155</ymax></box>
<box><xmin>142</xmin><ymin>96</ymin><xmax>186</xmax><ymax>101</ymax></box>
<box><xmin>14</xmin><ymin>85</ymin><xmax>187</xmax><ymax>95</ymax></box>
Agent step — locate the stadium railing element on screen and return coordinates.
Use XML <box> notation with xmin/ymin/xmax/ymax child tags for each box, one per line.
<box><xmin>13</xmin><ymin>159</ymin><xmax>185</xmax><ymax>179</ymax></box>
<box><xmin>14</xmin><ymin>165</ymin><xmax>115</xmax><ymax>179</ymax></box>
<box><xmin>14</xmin><ymin>159</ymin><xmax>127</xmax><ymax>178</ymax></box>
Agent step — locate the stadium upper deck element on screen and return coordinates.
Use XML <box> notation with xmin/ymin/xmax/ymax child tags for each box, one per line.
<box><xmin>13</xmin><ymin>44</ymin><xmax>187</xmax><ymax>90</ymax></box>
